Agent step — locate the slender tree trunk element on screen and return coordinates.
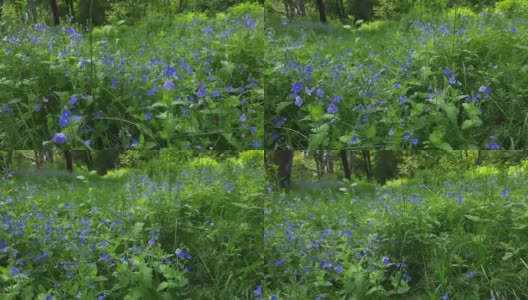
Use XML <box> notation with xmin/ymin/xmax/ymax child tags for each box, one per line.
<box><xmin>315</xmin><ymin>0</ymin><xmax>327</xmax><ymax>23</ymax></box>
<box><xmin>272</xmin><ymin>150</ymin><xmax>294</xmax><ymax>189</ymax></box>
<box><xmin>325</xmin><ymin>151</ymin><xmax>334</xmax><ymax>174</ymax></box>
<box><xmin>64</xmin><ymin>150</ymin><xmax>73</xmax><ymax>173</ymax></box>
<box><xmin>476</xmin><ymin>150</ymin><xmax>483</xmax><ymax>166</ymax></box>
<box><xmin>361</xmin><ymin>150</ymin><xmax>373</xmax><ymax>181</ymax></box>
<box><xmin>64</xmin><ymin>0</ymin><xmax>74</xmax><ymax>20</ymax></box>
<box><xmin>298</xmin><ymin>0</ymin><xmax>306</xmax><ymax>16</ymax></box>
<box><xmin>6</xmin><ymin>150</ymin><xmax>13</xmax><ymax>167</ymax></box>
<box><xmin>340</xmin><ymin>150</ymin><xmax>351</xmax><ymax>180</ymax></box>
<box><xmin>50</xmin><ymin>0</ymin><xmax>60</xmax><ymax>25</ymax></box>
<box><xmin>336</xmin><ymin>0</ymin><xmax>345</xmax><ymax>19</ymax></box>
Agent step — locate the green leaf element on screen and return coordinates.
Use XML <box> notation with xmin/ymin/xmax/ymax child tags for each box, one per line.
<box><xmin>436</xmin><ymin>142</ymin><xmax>453</xmax><ymax>151</ymax></box>
<box><xmin>275</xmin><ymin>101</ymin><xmax>292</xmax><ymax>113</ymax></box>
<box><xmin>461</xmin><ymin>119</ymin><xmax>473</xmax><ymax>130</ymax></box>
<box><xmin>156</xmin><ymin>282</ymin><xmax>169</xmax><ymax>292</ymax></box>
<box><xmin>464</xmin><ymin>215</ymin><xmax>481</xmax><ymax>222</ymax></box>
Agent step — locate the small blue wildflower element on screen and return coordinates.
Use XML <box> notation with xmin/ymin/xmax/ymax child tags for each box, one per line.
<box><xmin>53</xmin><ymin>133</ymin><xmax>67</xmax><ymax>144</ymax></box>
<box><xmin>327</xmin><ymin>103</ymin><xmax>338</xmax><ymax>114</ymax></box>
<box><xmin>163</xmin><ymin>79</ymin><xmax>175</xmax><ymax>91</ymax></box>
<box><xmin>295</xmin><ymin>96</ymin><xmax>303</xmax><ymax>107</ymax></box>
<box><xmin>291</xmin><ymin>82</ymin><xmax>303</xmax><ymax>94</ymax></box>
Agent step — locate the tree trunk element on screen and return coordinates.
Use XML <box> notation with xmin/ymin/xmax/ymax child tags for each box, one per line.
<box><xmin>50</xmin><ymin>0</ymin><xmax>60</xmax><ymax>25</ymax></box>
<box><xmin>178</xmin><ymin>0</ymin><xmax>186</xmax><ymax>12</ymax></box>
<box><xmin>476</xmin><ymin>150</ymin><xmax>483</xmax><ymax>166</ymax></box>
<box><xmin>361</xmin><ymin>150</ymin><xmax>373</xmax><ymax>182</ymax></box>
<box><xmin>340</xmin><ymin>150</ymin><xmax>351</xmax><ymax>180</ymax></box>
<box><xmin>297</xmin><ymin>0</ymin><xmax>306</xmax><ymax>16</ymax></box>
<box><xmin>271</xmin><ymin>150</ymin><xmax>294</xmax><ymax>189</ymax></box>
<box><xmin>315</xmin><ymin>0</ymin><xmax>327</xmax><ymax>23</ymax></box>
<box><xmin>64</xmin><ymin>150</ymin><xmax>73</xmax><ymax>173</ymax></box>
<box><xmin>325</xmin><ymin>150</ymin><xmax>334</xmax><ymax>174</ymax></box>
<box><xmin>6</xmin><ymin>150</ymin><xmax>13</xmax><ymax>167</ymax></box>
<box><xmin>64</xmin><ymin>0</ymin><xmax>74</xmax><ymax>20</ymax></box>
<box><xmin>0</xmin><ymin>0</ymin><xmax>3</xmax><ymax>20</ymax></box>
<box><xmin>336</xmin><ymin>0</ymin><xmax>345</xmax><ymax>19</ymax></box>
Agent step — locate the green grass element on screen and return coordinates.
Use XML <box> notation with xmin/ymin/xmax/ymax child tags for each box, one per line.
<box><xmin>0</xmin><ymin>151</ymin><xmax>264</xmax><ymax>299</ymax></box>
<box><xmin>0</xmin><ymin>3</ymin><xmax>264</xmax><ymax>149</ymax></box>
<box><xmin>264</xmin><ymin>160</ymin><xmax>528</xmax><ymax>299</ymax></box>
<box><xmin>265</xmin><ymin>6</ymin><xmax>528</xmax><ymax>150</ymax></box>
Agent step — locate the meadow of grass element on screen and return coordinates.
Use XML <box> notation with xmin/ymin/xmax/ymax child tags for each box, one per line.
<box><xmin>265</xmin><ymin>6</ymin><xmax>528</xmax><ymax>150</ymax></box>
<box><xmin>264</xmin><ymin>160</ymin><xmax>528</xmax><ymax>299</ymax></box>
<box><xmin>0</xmin><ymin>151</ymin><xmax>264</xmax><ymax>299</ymax></box>
<box><xmin>0</xmin><ymin>3</ymin><xmax>264</xmax><ymax>150</ymax></box>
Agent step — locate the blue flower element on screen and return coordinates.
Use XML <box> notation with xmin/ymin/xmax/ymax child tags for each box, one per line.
<box><xmin>291</xmin><ymin>82</ymin><xmax>303</xmax><ymax>94</ymax></box>
<box><xmin>388</xmin><ymin>128</ymin><xmax>394</xmax><ymax>136</ymax></box>
<box><xmin>393</xmin><ymin>83</ymin><xmax>401</xmax><ymax>89</ymax></box>
<box><xmin>35</xmin><ymin>104</ymin><xmax>42</xmax><ymax>112</ymax></box>
<box><xmin>448</xmin><ymin>76</ymin><xmax>456</xmax><ymax>85</ymax></box>
<box><xmin>382</xmin><ymin>256</ymin><xmax>389</xmax><ymax>265</ymax></box>
<box><xmin>145</xmin><ymin>113</ymin><xmax>151</xmax><ymax>120</ymax></box>
<box><xmin>327</xmin><ymin>103</ymin><xmax>338</xmax><ymax>114</ymax></box>
<box><xmin>412</xmin><ymin>138</ymin><xmax>419</xmax><ymax>145</ymax></box>
<box><xmin>295</xmin><ymin>96</ymin><xmax>303</xmax><ymax>107</ymax></box>
<box><xmin>196</xmin><ymin>87</ymin><xmax>208</xmax><ymax>98</ymax></box>
<box><xmin>317</xmin><ymin>88</ymin><xmax>324</xmax><ymax>98</ymax></box>
<box><xmin>479</xmin><ymin>86</ymin><xmax>491</xmax><ymax>95</ymax></box>
<box><xmin>69</xmin><ymin>96</ymin><xmax>78</xmax><ymax>108</ymax></box>
<box><xmin>147</xmin><ymin>86</ymin><xmax>159</xmax><ymax>96</ymax></box>
<box><xmin>53</xmin><ymin>133</ymin><xmax>67</xmax><ymax>144</ymax></box>
<box><xmin>240</xmin><ymin>114</ymin><xmax>246</xmax><ymax>122</ymax></box>
<box><xmin>10</xmin><ymin>266</ymin><xmax>20</xmax><ymax>276</ymax></box>
<box><xmin>444</xmin><ymin>68</ymin><xmax>452</xmax><ymax>76</ymax></box>
<box><xmin>335</xmin><ymin>264</ymin><xmax>343</xmax><ymax>274</ymax></box>
<box><xmin>253</xmin><ymin>285</ymin><xmax>262</xmax><ymax>296</ymax></box>
<box><xmin>59</xmin><ymin>109</ymin><xmax>71</xmax><ymax>127</ymax></box>
<box><xmin>164</xmin><ymin>66</ymin><xmax>176</xmax><ymax>76</ymax></box>
<box><xmin>466</xmin><ymin>272</ymin><xmax>473</xmax><ymax>278</ymax></box>
<box><xmin>163</xmin><ymin>79</ymin><xmax>175</xmax><ymax>91</ymax></box>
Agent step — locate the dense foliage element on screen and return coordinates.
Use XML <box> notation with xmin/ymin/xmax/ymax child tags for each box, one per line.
<box><xmin>265</xmin><ymin>4</ymin><xmax>528</xmax><ymax>150</ymax></box>
<box><xmin>264</xmin><ymin>153</ymin><xmax>528</xmax><ymax>299</ymax></box>
<box><xmin>0</xmin><ymin>3</ymin><xmax>263</xmax><ymax>149</ymax></box>
<box><xmin>0</xmin><ymin>151</ymin><xmax>264</xmax><ymax>299</ymax></box>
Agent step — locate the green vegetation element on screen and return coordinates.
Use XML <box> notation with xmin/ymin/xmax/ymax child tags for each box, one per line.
<box><xmin>265</xmin><ymin>0</ymin><xmax>528</xmax><ymax>150</ymax></box>
<box><xmin>0</xmin><ymin>151</ymin><xmax>264</xmax><ymax>299</ymax></box>
<box><xmin>264</xmin><ymin>151</ymin><xmax>528</xmax><ymax>299</ymax></box>
<box><xmin>0</xmin><ymin>2</ymin><xmax>264</xmax><ymax>149</ymax></box>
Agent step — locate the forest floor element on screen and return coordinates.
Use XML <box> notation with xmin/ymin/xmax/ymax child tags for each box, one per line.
<box><xmin>264</xmin><ymin>162</ymin><xmax>528</xmax><ymax>299</ymax></box>
<box><xmin>0</xmin><ymin>152</ymin><xmax>264</xmax><ymax>299</ymax></box>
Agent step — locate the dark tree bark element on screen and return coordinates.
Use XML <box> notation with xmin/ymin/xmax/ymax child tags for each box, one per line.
<box><xmin>50</xmin><ymin>0</ymin><xmax>60</xmax><ymax>25</ymax></box>
<box><xmin>45</xmin><ymin>151</ymin><xmax>54</xmax><ymax>163</ymax></box>
<box><xmin>297</xmin><ymin>0</ymin><xmax>306</xmax><ymax>16</ymax></box>
<box><xmin>361</xmin><ymin>150</ymin><xmax>373</xmax><ymax>182</ymax></box>
<box><xmin>6</xmin><ymin>150</ymin><xmax>13</xmax><ymax>167</ymax></box>
<box><xmin>335</xmin><ymin>0</ymin><xmax>345</xmax><ymax>19</ymax></box>
<box><xmin>272</xmin><ymin>150</ymin><xmax>294</xmax><ymax>189</ymax></box>
<box><xmin>312</xmin><ymin>151</ymin><xmax>325</xmax><ymax>178</ymax></box>
<box><xmin>64</xmin><ymin>0</ymin><xmax>74</xmax><ymax>19</ymax></box>
<box><xmin>178</xmin><ymin>0</ymin><xmax>186</xmax><ymax>13</ymax></box>
<box><xmin>64</xmin><ymin>150</ymin><xmax>73</xmax><ymax>173</ymax></box>
<box><xmin>340</xmin><ymin>150</ymin><xmax>351</xmax><ymax>180</ymax></box>
<box><xmin>325</xmin><ymin>150</ymin><xmax>334</xmax><ymax>174</ymax></box>
<box><xmin>315</xmin><ymin>0</ymin><xmax>327</xmax><ymax>23</ymax></box>
<box><xmin>476</xmin><ymin>150</ymin><xmax>483</xmax><ymax>166</ymax></box>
